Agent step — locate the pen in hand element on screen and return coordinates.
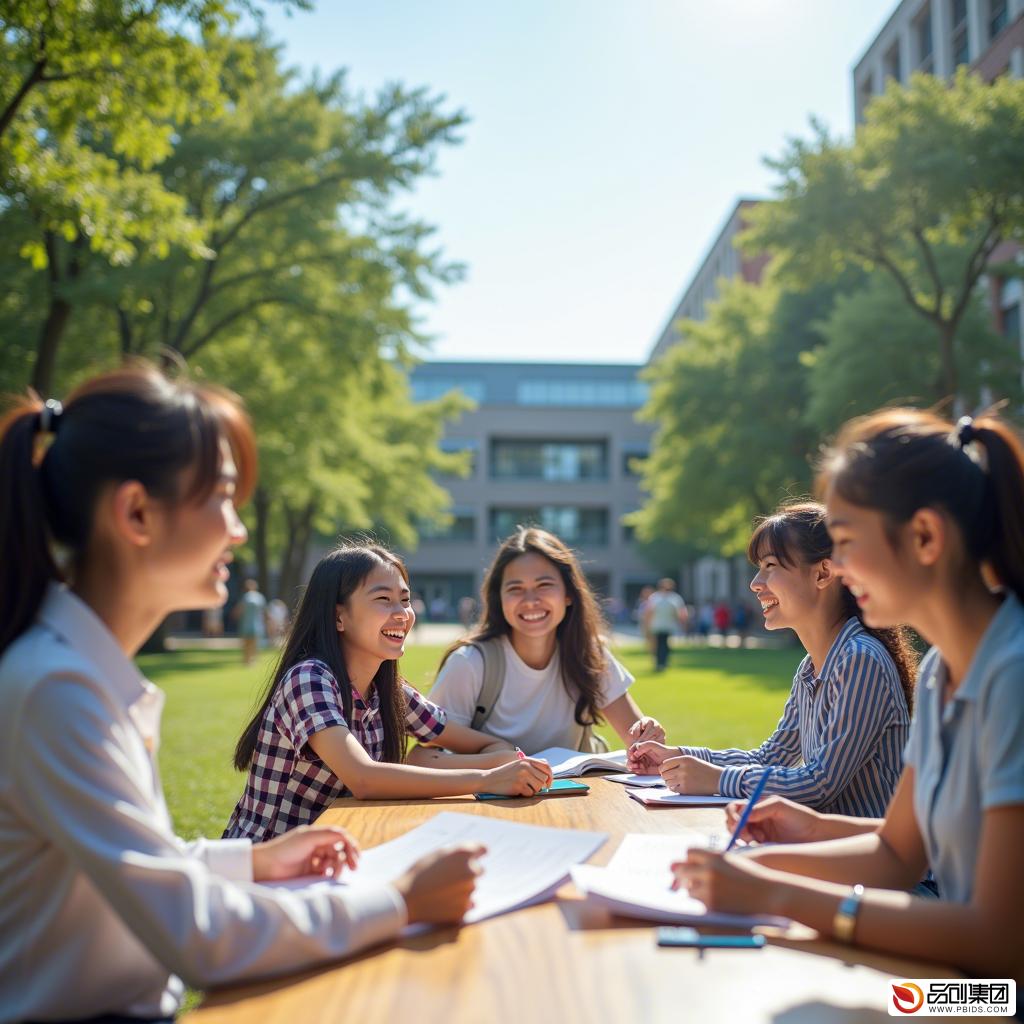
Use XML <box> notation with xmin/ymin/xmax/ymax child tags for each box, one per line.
<box><xmin>725</xmin><ymin>770</ymin><xmax>771</xmax><ymax>852</ymax></box>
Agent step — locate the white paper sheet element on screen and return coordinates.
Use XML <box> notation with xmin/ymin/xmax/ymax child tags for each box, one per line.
<box><xmin>528</xmin><ymin>746</ymin><xmax>628</xmax><ymax>778</ymax></box>
<box><xmin>571</xmin><ymin>833</ymin><xmax>789</xmax><ymax>929</ymax></box>
<box><xmin>268</xmin><ymin>811</ymin><xmax>607</xmax><ymax>925</ymax></box>
<box><xmin>625</xmin><ymin>787</ymin><xmax>731</xmax><ymax>807</ymax></box>
<box><xmin>604</xmin><ymin>772</ymin><xmax>666</xmax><ymax>788</ymax></box>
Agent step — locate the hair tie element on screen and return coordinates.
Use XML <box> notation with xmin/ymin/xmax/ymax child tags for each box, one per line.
<box><xmin>38</xmin><ymin>399</ymin><xmax>63</xmax><ymax>435</ymax></box>
<box><xmin>955</xmin><ymin>416</ymin><xmax>976</xmax><ymax>448</ymax></box>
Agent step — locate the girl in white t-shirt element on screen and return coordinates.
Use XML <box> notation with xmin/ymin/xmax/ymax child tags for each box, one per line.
<box><xmin>429</xmin><ymin>527</ymin><xmax>665</xmax><ymax>753</ymax></box>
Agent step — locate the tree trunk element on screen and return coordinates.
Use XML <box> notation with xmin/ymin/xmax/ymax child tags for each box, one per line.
<box><xmin>253</xmin><ymin>486</ymin><xmax>272</xmax><ymax>599</ymax></box>
<box><xmin>937</xmin><ymin>320</ymin><xmax>959</xmax><ymax>409</ymax></box>
<box><xmin>278</xmin><ymin>501</ymin><xmax>316</xmax><ymax>608</ymax></box>
<box><xmin>31</xmin><ymin>294</ymin><xmax>73</xmax><ymax>394</ymax></box>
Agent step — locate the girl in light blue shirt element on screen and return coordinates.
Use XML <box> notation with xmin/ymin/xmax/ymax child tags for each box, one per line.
<box><xmin>672</xmin><ymin>408</ymin><xmax>1024</xmax><ymax>984</ymax></box>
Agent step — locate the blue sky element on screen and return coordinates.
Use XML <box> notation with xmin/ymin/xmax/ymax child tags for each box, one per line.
<box><xmin>259</xmin><ymin>0</ymin><xmax>896</xmax><ymax>364</ymax></box>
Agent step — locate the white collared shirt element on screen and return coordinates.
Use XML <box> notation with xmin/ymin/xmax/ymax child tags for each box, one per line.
<box><xmin>0</xmin><ymin>585</ymin><xmax>406</xmax><ymax>1022</ymax></box>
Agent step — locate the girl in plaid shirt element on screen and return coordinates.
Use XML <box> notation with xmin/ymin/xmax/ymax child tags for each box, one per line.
<box><xmin>227</xmin><ymin>544</ymin><xmax>552</xmax><ymax>841</ymax></box>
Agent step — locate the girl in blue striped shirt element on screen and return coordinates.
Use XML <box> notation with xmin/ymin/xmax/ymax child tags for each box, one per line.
<box><xmin>630</xmin><ymin>501</ymin><xmax>917</xmax><ymax>817</ymax></box>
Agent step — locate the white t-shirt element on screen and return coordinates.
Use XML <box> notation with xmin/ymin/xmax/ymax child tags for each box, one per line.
<box><xmin>429</xmin><ymin>635</ymin><xmax>634</xmax><ymax>753</ymax></box>
<box><xmin>647</xmin><ymin>590</ymin><xmax>684</xmax><ymax>633</ymax></box>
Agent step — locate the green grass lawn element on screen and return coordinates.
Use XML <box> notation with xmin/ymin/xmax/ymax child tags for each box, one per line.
<box><xmin>145</xmin><ymin>642</ymin><xmax>799</xmax><ymax>840</ymax></box>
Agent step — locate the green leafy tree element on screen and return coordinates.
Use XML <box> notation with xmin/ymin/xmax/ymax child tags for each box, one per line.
<box><xmin>110</xmin><ymin>36</ymin><xmax>465</xmax><ymax>364</ymax></box>
<box><xmin>745</xmin><ymin>69</ymin><xmax>1024</xmax><ymax>403</ymax></box>
<box><xmin>631</xmin><ymin>276</ymin><xmax>837</xmax><ymax>554</ymax></box>
<box><xmin>0</xmin><ymin>1</ymin><xmax>308</xmax><ymax>392</ymax></box>
<box><xmin>805</xmin><ymin>271</ymin><xmax>1020</xmax><ymax>436</ymax></box>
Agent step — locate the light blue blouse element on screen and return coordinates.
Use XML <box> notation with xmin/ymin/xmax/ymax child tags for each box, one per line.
<box><xmin>904</xmin><ymin>593</ymin><xmax>1024</xmax><ymax>903</ymax></box>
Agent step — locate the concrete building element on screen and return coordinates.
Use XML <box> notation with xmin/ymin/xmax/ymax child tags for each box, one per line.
<box><xmin>853</xmin><ymin>0</ymin><xmax>1024</xmax><ymax>121</ymax></box>
<box><xmin>400</xmin><ymin>361</ymin><xmax>657</xmax><ymax>616</ymax></box>
<box><xmin>649</xmin><ymin>199</ymin><xmax>769</xmax><ymax>362</ymax></box>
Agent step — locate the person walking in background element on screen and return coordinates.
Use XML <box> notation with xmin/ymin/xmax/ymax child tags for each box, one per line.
<box><xmin>234</xmin><ymin>577</ymin><xmax>267</xmax><ymax>665</ymax></box>
<box><xmin>644</xmin><ymin>577</ymin><xmax>687</xmax><ymax>672</ymax></box>
<box><xmin>697</xmin><ymin>601</ymin><xmax>714</xmax><ymax>640</ymax></box>
<box><xmin>635</xmin><ymin>585</ymin><xmax>655</xmax><ymax>655</ymax></box>
<box><xmin>266</xmin><ymin>597</ymin><xmax>289</xmax><ymax>646</ymax></box>
<box><xmin>713</xmin><ymin>600</ymin><xmax>731</xmax><ymax>636</ymax></box>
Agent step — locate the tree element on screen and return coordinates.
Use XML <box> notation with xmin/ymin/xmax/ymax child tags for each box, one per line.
<box><xmin>630</xmin><ymin>276</ymin><xmax>838</xmax><ymax>554</ymax></box>
<box><xmin>0</xmin><ymin>1</ymin><xmax>306</xmax><ymax>393</ymax></box>
<box><xmin>110</xmin><ymin>36</ymin><xmax>465</xmax><ymax>365</ymax></box>
<box><xmin>804</xmin><ymin>271</ymin><xmax>1020</xmax><ymax>437</ymax></box>
<box><xmin>745</xmin><ymin>69</ymin><xmax>1024</xmax><ymax>403</ymax></box>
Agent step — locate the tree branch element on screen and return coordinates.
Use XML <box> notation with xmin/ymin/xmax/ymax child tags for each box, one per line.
<box><xmin>0</xmin><ymin>60</ymin><xmax>47</xmax><ymax>141</ymax></box>
<box><xmin>178</xmin><ymin>294</ymin><xmax>311</xmax><ymax>358</ymax></box>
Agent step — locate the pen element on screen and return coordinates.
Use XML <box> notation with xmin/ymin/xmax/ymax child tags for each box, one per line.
<box><xmin>724</xmin><ymin>769</ymin><xmax>770</xmax><ymax>852</ymax></box>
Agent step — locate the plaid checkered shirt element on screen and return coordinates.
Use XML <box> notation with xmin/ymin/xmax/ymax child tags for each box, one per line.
<box><xmin>224</xmin><ymin>658</ymin><xmax>447</xmax><ymax>841</ymax></box>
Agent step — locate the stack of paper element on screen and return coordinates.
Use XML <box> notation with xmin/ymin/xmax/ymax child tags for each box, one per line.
<box><xmin>269</xmin><ymin>811</ymin><xmax>606</xmax><ymax>925</ymax></box>
<box><xmin>528</xmin><ymin>746</ymin><xmax>629</xmax><ymax>778</ymax></box>
<box><xmin>625</xmin><ymin>788</ymin><xmax>732</xmax><ymax>807</ymax></box>
<box><xmin>570</xmin><ymin>834</ymin><xmax>789</xmax><ymax>929</ymax></box>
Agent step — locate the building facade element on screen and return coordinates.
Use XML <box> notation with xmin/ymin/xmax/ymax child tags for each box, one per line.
<box><xmin>649</xmin><ymin>198</ymin><xmax>769</xmax><ymax>362</ymax></box>
<box><xmin>853</xmin><ymin>0</ymin><xmax>1024</xmax><ymax>121</ymax></box>
<box><xmin>400</xmin><ymin>361</ymin><xmax>657</xmax><ymax>616</ymax></box>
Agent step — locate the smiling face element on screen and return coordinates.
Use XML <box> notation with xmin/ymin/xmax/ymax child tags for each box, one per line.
<box><xmin>824</xmin><ymin>488</ymin><xmax>915</xmax><ymax>629</ymax></box>
<box><xmin>499</xmin><ymin>551</ymin><xmax>571</xmax><ymax>639</ymax></box>
<box><xmin>336</xmin><ymin>561</ymin><xmax>415</xmax><ymax>664</ymax></box>
<box><xmin>147</xmin><ymin>439</ymin><xmax>247</xmax><ymax>612</ymax></box>
<box><xmin>748</xmin><ymin>549</ymin><xmax>822</xmax><ymax>632</ymax></box>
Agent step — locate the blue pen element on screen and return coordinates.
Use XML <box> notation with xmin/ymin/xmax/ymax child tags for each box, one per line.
<box><xmin>724</xmin><ymin>770</ymin><xmax>771</xmax><ymax>852</ymax></box>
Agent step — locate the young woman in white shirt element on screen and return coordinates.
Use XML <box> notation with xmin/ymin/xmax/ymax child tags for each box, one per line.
<box><xmin>671</xmin><ymin>409</ymin><xmax>1024</xmax><ymax>983</ymax></box>
<box><xmin>429</xmin><ymin>527</ymin><xmax>666</xmax><ymax>754</ymax></box>
<box><xmin>0</xmin><ymin>364</ymin><xmax>485</xmax><ymax>1024</ymax></box>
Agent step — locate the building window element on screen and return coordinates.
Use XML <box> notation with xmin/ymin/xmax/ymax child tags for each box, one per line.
<box><xmin>916</xmin><ymin>5</ymin><xmax>934</xmax><ymax>72</ymax></box>
<box><xmin>884</xmin><ymin>42</ymin><xmax>902</xmax><ymax>83</ymax></box>
<box><xmin>418</xmin><ymin>513</ymin><xmax>476</xmax><ymax>542</ymax></box>
<box><xmin>990</xmin><ymin>0</ymin><xmax>1008</xmax><ymax>39</ymax></box>
<box><xmin>516</xmin><ymin>379</ymin><xmax>649</xmax><ymax>407</ymax></box>
<box><xmin>1004</xmin><ymin>302</ymin><xmax>1021</xmax><ymax>344</ymax></box>
<box><xmin>490</xmin><ymin>440</ymin><xmax>608</xmax><ymax>481</ymax></box>
<box><xmin>411</xmin><ymin>378</ymin><xmax>486</xmax><ymax>403</ymax></box>
<box><xmin>952</xmin><ymin>0</ymin><xmax>969</xmax><ymax>66</ymax></box>
<box><xmin>489</xmin><ymin>506</ymin><xmax>609</xmax><ymax>545</ymax></box>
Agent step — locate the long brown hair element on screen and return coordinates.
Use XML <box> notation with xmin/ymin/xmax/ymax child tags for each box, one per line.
<box><xmin>747</xmin><ymin>500</ymin><xmax>918</xmax><ymax>712</ymax></box>
<box><xmin>817</xmin><ymin>408</ymin><xmax>1024</xmax><ymax>605</ymax></box>
<box><xmin>233</xmin><ymin>544</ymin><xmax>410</xmax><ymax>771</ymax></box>
<box><xmin>0</xmin><ymin>362</ymin><xmax>256</xmax><ymax>656</ymax></box>
<box><xmin>441</xmin><ymin>527</ymin><xmax>608</xmax><ymax>729</ymax></box>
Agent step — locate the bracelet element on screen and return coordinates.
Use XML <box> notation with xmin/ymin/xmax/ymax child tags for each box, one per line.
<box><xmin>832</xmin><ymin>883</ymin><xmax>865</xmax><ymax>944</ymax></box>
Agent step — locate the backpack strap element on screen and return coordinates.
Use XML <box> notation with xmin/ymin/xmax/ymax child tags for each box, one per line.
<box><xmin>469</xmin><ymin>638</ymin><xmax>506</xmax><ymax>732</ymax></box>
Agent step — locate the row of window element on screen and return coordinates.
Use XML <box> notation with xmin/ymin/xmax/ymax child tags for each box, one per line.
<box><xmin>410</xmin><ymin>377</ymin><xmax>649</xmax><ymax>408</ymax></box>
<box><xmin>418</xmin><ymin>507</ymin><xmax>641</xmax><ymax>547</ymax></box>
<box><xmin>439</xmin><ymin>439</ymin><xmax>648</xmax><ymax>481</ymax></box>
<box><xmin>861</xmin><ymin>0</ymin><xmax>1010</xmax><ymax>108</ymax></box>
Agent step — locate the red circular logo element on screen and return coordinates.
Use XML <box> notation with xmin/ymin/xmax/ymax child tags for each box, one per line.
<box><xmin>892</xmin><ymin>982</ymin><xmax>925</xmax><ymax>1014</ymax></box>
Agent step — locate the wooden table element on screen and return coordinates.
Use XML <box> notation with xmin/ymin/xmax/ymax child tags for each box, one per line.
<box><xmin>186</xmin><ymin>780</ymin><xmax>971</xmax><ymax>1024</ymax></box>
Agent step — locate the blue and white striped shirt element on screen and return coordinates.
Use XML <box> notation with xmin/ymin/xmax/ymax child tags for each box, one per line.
<box><xmin>682</xmin><ymin>618</ymin><xmax>910</xmax><ymax>817</ymax></box>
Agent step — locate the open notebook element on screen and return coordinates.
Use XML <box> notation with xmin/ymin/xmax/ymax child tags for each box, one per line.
<box><xmin>571</xmin><ymin>833</ymin><xmax>789</xmax><ymax>929</ymax></box>
<box><xmin>528</xmin><ymin>747</ymin><xmax>629</xmax><ymax>778</ymax></box>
